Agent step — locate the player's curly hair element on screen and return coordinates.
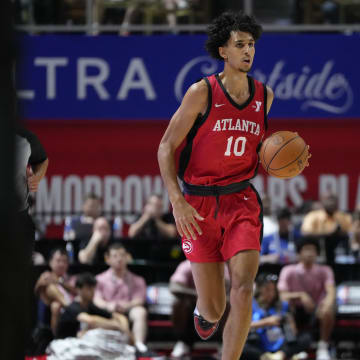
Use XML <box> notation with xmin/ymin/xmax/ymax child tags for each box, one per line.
<box><xmin>205</xmin><ymin>11</ymin><xmax>263</xmax><ymax>60</ymax></box>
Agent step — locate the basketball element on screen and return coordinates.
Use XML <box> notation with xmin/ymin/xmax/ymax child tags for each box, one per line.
<box><xmin>259</xmin><ymin>131</ymin><xmax>309</xmax><ymax>179</ymax></box>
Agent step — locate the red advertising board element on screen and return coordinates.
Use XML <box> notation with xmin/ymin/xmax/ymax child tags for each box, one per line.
<box><xmin>28</xmin><ymin>119</ymin><xmax>360</xmax><ymax>238</ymax></box>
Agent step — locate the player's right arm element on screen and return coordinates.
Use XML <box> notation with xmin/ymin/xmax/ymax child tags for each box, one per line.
<box><xmin>158</xmin><ymin>80</ymin><xmax>208</xmax><ymax>241</ymax></box>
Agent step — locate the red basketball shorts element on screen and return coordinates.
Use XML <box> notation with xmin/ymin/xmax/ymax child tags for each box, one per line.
<box><xmin>181</xmin><ymin>184</ymin><xmax>263</xmax><ymax>262</ymax></box>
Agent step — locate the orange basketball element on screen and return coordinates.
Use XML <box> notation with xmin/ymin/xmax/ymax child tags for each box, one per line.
<box><xmin>259</xmin><ymin>131</ymin><xmax>309</xmax><ymax>179</ymax></box>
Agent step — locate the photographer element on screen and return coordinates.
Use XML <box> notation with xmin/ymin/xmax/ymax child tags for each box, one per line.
<box><xmin>241</xmin><ymin>273</ymin><xmax>311</xmax><ymax>360</ymax></box>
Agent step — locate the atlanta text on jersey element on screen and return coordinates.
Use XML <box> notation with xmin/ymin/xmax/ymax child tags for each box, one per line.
<box><xmin>212</xmin><ymin>118</ymin><xmax>261</xmax><ymax>136</ymax></box>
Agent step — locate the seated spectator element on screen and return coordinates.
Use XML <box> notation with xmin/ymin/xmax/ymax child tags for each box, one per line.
<box><xmin>78</xmin><ymin>216</ymin><xmax>113</xmax><ymax>265</ymax></box>
<box><xmin>241</xmin><ymin>272</ymin><xmax>311</xmax><ymax>360</ymax></box>
<box><xmin>128</xmin><ymin>193</ymin><xmax>177</xmax><ymax>240</ymax></box>
<box><xmin>301</xmin><ymin>193</ymin><xmax>352</xmax><ymax>264</ymax></box>
<box><xmin>261</xmin><ymin>208</ymin><xmax>300</xmax><ymax>265</ymax></box>
<box><xmin>64</xmin><ymin>193</ymin><xmax>102</xmax><ymax>242</ymax></box>
<box><xmin>293</xmin><ymin>200</ymin><xmax>322</xmax><ymax>235</ymax></box>
<box><xmin>168</xmin><ymin>260</ymin><xmax>197</xmax><ymax>358</ymax></box>
<box><xmin>301</xmin><ymin>194</ymin><xmax>352</xmax><ymax>236</ymax></box>
<box><xmin>278</xmin><ymin>237</ymin><xmax>336</xmax><ymax>360</ymax></box>
<box><xmin>93</xmin><ymin>243</ymin><xmax>149</xmax><ymax>354</ymax></box>
<box><xmin>35</xmin><ymin>248</ymin><xmax>77</xmax><ymax>332</ymax></box>
<box><xmin>56</xmin><ymin>272</ymin><xmax>130</xmax><ymax>340</ymax></box>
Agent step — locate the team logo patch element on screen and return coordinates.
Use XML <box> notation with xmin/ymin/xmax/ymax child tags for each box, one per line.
<box><xmin>182</xmin><ymin>240</ymin><xmax>193</xmax><ymax>254</ymax></box>
<box><xmin>252</xmin><ymin>101</ymin><xmax>262</xmax><ymax>112</ymax></box>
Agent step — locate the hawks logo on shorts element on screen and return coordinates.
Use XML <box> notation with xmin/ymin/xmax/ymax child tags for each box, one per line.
<box><xmin>182</xmin><ymin>240</ymin><xmax>193</xmax><ymax>254</ymax></box>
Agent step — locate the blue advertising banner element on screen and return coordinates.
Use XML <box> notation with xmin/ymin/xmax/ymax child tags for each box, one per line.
<box><xmin>17</xmin><ymin>34</ymin><xmax>360</xmax><ymax>120</ymax></box>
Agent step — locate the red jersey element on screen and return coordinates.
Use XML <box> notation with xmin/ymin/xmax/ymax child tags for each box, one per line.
<box><xmin>178</xmin><ymin>74</ymin><xmax>268</xmax><ymax>186</ymax></box>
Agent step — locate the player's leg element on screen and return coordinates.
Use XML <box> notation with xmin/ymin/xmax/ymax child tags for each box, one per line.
<box><xmin>222</xmin><ymin>250</ymin><xmax>259</xmax><ymax>360</ymax></box>
<box><xmin>181</xmin><ymin>194</ymin><xmax>225</xmax><ymax>339</ymax></box>
<box><xmin>191</xmin><ymin>261</ymin><xmax>226</xmax><ymax>322</ymax></box>
<box><xmin>191</xmin><ymin>261</ymin><xmax>226</xmax><ymax>339</ymax></box>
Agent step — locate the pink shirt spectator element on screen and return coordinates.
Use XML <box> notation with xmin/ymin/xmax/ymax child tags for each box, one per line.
<box><xmin>170</xmin><ymin>260</ymin><xmax>195</xmax><ymax>289</ymax></box>
<box><xmin>95</xmin><ymin>268</ymin><xmax>146</xmax><ymax>306</ymax></box>
<box><xmin>277</xmin><ymin>262</ymin><xmax>335</xmax><ymax>305</ymax></box>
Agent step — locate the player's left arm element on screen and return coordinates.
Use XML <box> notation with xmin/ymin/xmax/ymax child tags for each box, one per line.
<box><xmin>266</xmin><ymin>86</ymin><xmax>274</xmax><ymax>115</ymax></box>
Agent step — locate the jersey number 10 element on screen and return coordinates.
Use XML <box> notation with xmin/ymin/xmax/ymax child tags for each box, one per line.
<box><xmin>224</xmin><ymin>136</ymin><xmax>246</xmax><ymax>157</ymax></box>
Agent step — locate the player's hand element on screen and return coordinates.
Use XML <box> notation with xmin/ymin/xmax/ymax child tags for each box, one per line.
<box><xmin>172</xmin><ymin>198</ymin><xmax>204</xmax><ymax>240</ymax></box>
<box><xmin>26</xmin><ymin>166</ymin><xmax>41</xmax><ymax>192</ymax></box>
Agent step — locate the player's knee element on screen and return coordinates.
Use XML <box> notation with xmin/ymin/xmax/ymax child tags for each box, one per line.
<box><xmin>229</xmin><ymin>279</ymin><xmax>254</xmax><ymax>304</ymax></box>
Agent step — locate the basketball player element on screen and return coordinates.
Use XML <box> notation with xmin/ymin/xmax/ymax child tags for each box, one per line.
<box><xmin>158</xmin><ymin>12</ymin><xmax>310</xmax><ymax>360</ymax></box>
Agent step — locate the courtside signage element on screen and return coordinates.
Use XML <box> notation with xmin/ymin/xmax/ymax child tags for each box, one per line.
<box><xmin>17</xmin><ymin>34</ymin><xmax>360</xmax><ymax>119</ymax></box>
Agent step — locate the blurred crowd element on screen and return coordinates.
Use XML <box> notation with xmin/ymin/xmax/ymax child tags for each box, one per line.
<box><xmin>31</xmin><ymin>190</ymin><xmax>360</xmax><ymax>269</ymax></box>
<box><xmin>27</xmin><ymin>189</ymin><xmax>360</xmax><ymax>359</ymax></box>
<box><xmin>13</xmin><ymin>0</ymin><xmax>360</xmax><ymax>33</ymax></box>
